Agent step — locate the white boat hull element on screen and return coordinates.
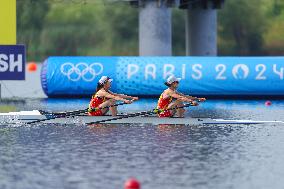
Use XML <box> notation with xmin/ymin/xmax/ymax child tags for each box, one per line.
<box><xmin>0</xmin><ymin>110</ymin><xmax>283</xmax><ymax>125</ymax></box>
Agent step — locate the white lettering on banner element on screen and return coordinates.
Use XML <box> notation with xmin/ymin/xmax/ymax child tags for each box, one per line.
<box><xmin>0</xmin><ymin>54</ymin><xmax>9</xmax><ymax>72</ymax></box>
<box><xmin>126</xmin><ymin>63</ymin><xmax>203</xmax><ymax>80</ymax></box>
<box><xmin>9</xmin><ymin>55</ymin><xmax>23</xmax><ymax>72</ymax></box>
<box><xmin>125</xmin><ymin>63</ymin><xmax>284</xmax><ymax>81</ymax></box>
<box><xmin>192</xmin><ymin>64</ymin><xmax>202</xmax><ymax>80</ymax></box>
<box><xmin>0</xmin><ymin>54</ymin><xmax>23</xmax><ymax>72</ymax></box>
<box><xmin>145</xmin><ymin>64</ymin><xmax>156</xmax><ymax>80</ymax></box>
<box><xmin>215</xmin><ymin>64</ymin><xmax>226</xmax><ymax>80</ymax></box>
<box><xmin>232</xmin><ymin>64</ymin><xmax>249</xmax><ymax>79</ymax></box>
<box><xmin>273</xmin><ymin>64</ymin><xmax>284</xmax><ymax>80</ymax></box>
<box><xmin>163</xmin><ymin>64</ymin><xmax>175</xmax><ymax>79</ymax></box>
<box><xmin>127</xmin><ymin>64</ymin><xmax>139</xmax><ymax>79</ymax></box>
<box><xmin>255</xmin><ymin>64</ymin><xmax>266</xmax><ymax>80</ymax></box>
<box><xmin>182</xmin><ymin>64</ymin><xmax>186</xmax><ymax>79</ymax></box>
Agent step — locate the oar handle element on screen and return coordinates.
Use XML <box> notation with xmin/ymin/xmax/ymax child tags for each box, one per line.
<box><xmin>88</xmin><ymin>102</ymin><xmax>126</xmax><ymax>112</ymax></box>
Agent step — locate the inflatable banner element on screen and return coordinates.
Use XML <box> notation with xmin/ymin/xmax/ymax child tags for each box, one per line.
<box><xmin>41</xmin><ymin>56</ymin><xmax>284</xmax><ymax>97</ymax></box>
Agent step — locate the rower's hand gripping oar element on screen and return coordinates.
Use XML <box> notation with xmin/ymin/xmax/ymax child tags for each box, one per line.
<box><xmin>88</xmin><ymin>101</ymin><xmax>200</xmax><ymax>125</ymax></box>
<box><xmin>26</xmin><ymin>102</ymin><xmax>128</xmax><ymax>124</ymax></box>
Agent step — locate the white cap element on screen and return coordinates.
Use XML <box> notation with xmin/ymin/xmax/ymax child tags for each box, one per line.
<box><xmin>98</xmin><ymin>76</ymin><xmax>113</xmax><ymax>84</ymax></box>
<box><xmin>166</xmin><ymin>75</ymin><xmax>181</xmax><ymax>84</ymax></box>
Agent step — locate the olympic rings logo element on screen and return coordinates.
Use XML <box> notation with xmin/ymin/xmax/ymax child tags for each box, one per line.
<box><xmin>60</xmin><ymin>62</ymin><xmax>103</xmax><ymax>82</ymax></box>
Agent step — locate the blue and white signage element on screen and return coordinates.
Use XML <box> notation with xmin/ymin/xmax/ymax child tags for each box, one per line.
<box><xmin>41</xmin><ymin>56</ymin><xmax>284</xmax><ymax>97</ymax></box>
<box><xmin>0</xmin><ymin>45</ymin><xmax>25</xmax><ymax>80</ymax></box>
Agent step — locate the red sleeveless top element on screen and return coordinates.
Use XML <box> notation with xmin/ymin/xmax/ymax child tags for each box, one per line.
<box><xmin>88</xmin><ymin>93</ymin><xmax>106</xmax><ymax>116</ymax></box>
<box><xmin>157</xmin><ymin>92</ymin><xmax>173</xmax><ymax>117</ymax></box>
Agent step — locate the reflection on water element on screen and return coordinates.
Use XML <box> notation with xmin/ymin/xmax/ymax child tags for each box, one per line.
<box><xmin>1</xmin><ymin>99</ymin><xmax>284</xmax><ymax>189</ymax></box>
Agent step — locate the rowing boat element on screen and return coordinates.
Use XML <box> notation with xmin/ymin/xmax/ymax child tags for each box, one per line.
<box><xmin>0</xmin><ymin>110</ymin><xmax>283</xmax><ymax>125</ymax></box>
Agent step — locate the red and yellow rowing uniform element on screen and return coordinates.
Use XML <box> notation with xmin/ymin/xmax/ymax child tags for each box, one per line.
<box><xmin>88</xmin><ymin>94</ymin><xmax>107</xmax><ymax>116</ymax></box>
<box><xmin>157</xmin><ymin>93</ymin><xmax>173</xmax><ymax>117</ymax></box>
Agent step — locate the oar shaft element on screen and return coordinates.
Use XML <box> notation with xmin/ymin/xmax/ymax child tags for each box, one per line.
<box><xmin>44</xmin><ymin>101</ymin><xmax>126</xmax><ymax>116</ymax></box>
<box><xmin>89</xmin><ymin>110</ymin><xmax>154</xmax><ymax>124</ymax></box>
<box><xmin>27</xmin><ymin>102</ymin><xmax>127</xmax><ymax>124</ymax></box>
<box><xmin>88</xmin><ymin>102</ymin><xmax>196</xmax><ymax>124</ymax></box>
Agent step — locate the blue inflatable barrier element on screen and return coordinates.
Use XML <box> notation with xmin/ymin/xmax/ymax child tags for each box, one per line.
<box><xmin>41</xmin><ymin>56</ymin><xmax>284</xmax><ymax>97</ymax></box>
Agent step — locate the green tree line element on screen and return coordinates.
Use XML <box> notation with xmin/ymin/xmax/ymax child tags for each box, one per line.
<box><xmin>16</xmin><ymin>0</ymin><xmax>284</xmax><ymax>61</ymax></box>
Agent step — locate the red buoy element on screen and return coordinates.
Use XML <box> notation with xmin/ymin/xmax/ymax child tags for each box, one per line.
<box><xmin>124</xmin><ymin>178</ymin><xmax>140</xmax><ymax>189</ymax></box>
<box><xmin>265</xmin><ymin>101</ymin><xmax>272</xmax><ymax>106</ymax></box>
<box><xmin>27</xmin><ymin>62</ymin><xmax>37</xmax><ymax>72</ymax></box>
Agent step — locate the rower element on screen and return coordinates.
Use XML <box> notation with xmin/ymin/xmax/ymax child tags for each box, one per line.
<box><xmin>88</xmin><ymin>76</ymin><xmax>139</xmax><ymax>116</ymax></box>
<box><xmin>157</xmin><ymin>75</ymin><xmax>206</xmax><ymax>118</ymax></box>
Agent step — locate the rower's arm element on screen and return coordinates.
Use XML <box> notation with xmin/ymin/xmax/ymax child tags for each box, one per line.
<box><xmin>103</xmin><ymin>91</ymin><xmax>128</xmax><ymax>102</ymax></box>
<box><xmin>169</xmin><ymin>92</ymin><xmax>193</xmax><ymax>102</ymax></box>
<box><xmin>109</xmin><ymin>91</ymin><xmax>138</xmax><ymax>100</ymax></box>
<box><xmin>176</xmin><ymin>91</ymin><xmax>206</xmax><ymax>101</ymax></box>
<box><xmin>176</xmin><ymin>91</ymin><xmax>198</xmax><ymax>100</ymax></box>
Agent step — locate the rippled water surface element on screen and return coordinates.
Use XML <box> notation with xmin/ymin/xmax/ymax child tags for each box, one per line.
<box><xmin>1</xmin><ymin>99</ymin><xmax>284</xmax><ymax>189</ymax></box>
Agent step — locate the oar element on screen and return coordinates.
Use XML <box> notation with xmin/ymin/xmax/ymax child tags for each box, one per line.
<box><xmin>27</xmin><ymin>102</ymin><xmax>127</xmax><ymax>124</ymax></box>
<box><xmin>87</xmin><ymin>101</ymin><xmax>199</xmax><ymax>125</ymax></box>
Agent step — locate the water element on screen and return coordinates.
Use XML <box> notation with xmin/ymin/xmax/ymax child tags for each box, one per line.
<box><xmin>1</xmin><ymin>99</ymin><xmax>284</xmax><ymax>189</ymax></box>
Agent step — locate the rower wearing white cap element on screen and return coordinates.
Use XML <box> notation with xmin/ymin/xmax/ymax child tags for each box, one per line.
<box><xmin>156</xmin><ymin>75</ymin><xmax>206</xmax><ymax>117</ymax></box>
<box><xmin>88</xmin><ymin>76</ymin><xmax>138</xmax><ymax>116</ymax></box>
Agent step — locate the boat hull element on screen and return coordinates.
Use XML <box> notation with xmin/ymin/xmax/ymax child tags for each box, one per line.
<box><xmin>0</xmin><ymin>113</ymin><xmax>283</xmax><ymax>125</ymax></box>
